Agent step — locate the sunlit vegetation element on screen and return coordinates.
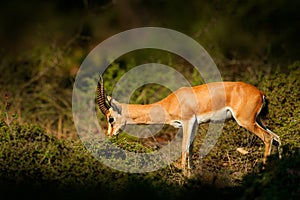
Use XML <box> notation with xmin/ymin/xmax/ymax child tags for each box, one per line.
<box><xmin>0</xmin><ymin>0</ymin><xmax>299</xmax><ymax>199</ymax></box>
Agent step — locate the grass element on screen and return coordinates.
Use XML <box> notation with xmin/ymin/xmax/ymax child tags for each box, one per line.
<box><xmin>0</xmin><ymin>123</ymin><xmax>299</xmax><ymax>200</ymax></box>
<box><xmin>0</xmin><ymin>62</ymin><xmax>299</xmax><ymax>199</ymax></box>
<box><xmin>1</xmin><ymin>1</ymin><xmax>300</xmax><ymax>199</ymax></box>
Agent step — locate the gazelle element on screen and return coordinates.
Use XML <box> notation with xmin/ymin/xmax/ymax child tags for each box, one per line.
<box><xmin>97</xmin><ymin>78</ymin><xmax>281</xmax><ymax>172</ymax></box>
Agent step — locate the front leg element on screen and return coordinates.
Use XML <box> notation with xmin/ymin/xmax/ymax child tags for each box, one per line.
<box><xmin>181</xmin><ymin>122</ymin><xmax>189</xmax><ymax>171</ymax></box>
<box><xmin>181</xmin><ymin>117</ymin><xmax>197</xmax><ymax>173</ymax></box>
<box><xmin>188</xmin><ymin>119</ymin><xmax>198</xmax><ymax>170</ymax></box>
<box><xmin>187</xmin><ymin>140</ymin><xmax>194</xmax><ymax>170</ymax></box>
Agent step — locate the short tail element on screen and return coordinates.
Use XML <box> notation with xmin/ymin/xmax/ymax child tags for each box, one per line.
<box><xmin>260</xmin><ymin>95</ymin><xmax>269</xmax><ymax>117</ymax></box>
<box><xmin>256</xmin><ymin>95</ymin><xmax>269</xmax><ymax>130</ymax></box>
<box><xmin>256</xmin><ymin>95</ymin><xmax>281</xmax><ymax>148</ymax></box>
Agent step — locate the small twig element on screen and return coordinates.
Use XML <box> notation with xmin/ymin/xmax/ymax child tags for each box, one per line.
<box><xmin>226</xmin><ymin>151</ymin><xmax>233</xmax><ymax>169</ymax></box>
<box><xmin>237</xmin><ymin>147</ymin><xmax>249</xmax><ymax>155</ymax></box>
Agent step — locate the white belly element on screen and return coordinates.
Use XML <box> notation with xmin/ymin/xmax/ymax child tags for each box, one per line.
<box><xmin>170</xmin><ymin>107</ymin><xmax>233</xmax><ymax>128</ymax></box>
<box><xmin>196</xmin><ymin>107</ymin><xmax>233</xmax><ymax>123</ymax></box>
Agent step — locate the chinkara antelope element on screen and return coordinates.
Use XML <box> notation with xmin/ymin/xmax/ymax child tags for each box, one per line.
<box><xmin>97</xmin><ymin>78</ymin><xmax>281</xmax><ymax>172</ymax></box>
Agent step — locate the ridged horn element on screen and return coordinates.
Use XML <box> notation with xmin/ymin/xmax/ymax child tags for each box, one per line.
<box><xmin>97</xmin><ymin>76</ymin><xmax>111</xmax><ymax>115</ymax></box>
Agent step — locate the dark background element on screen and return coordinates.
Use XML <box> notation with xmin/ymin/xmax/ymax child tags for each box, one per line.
<box><xmin>0</xmin><ymin>1</ymin><xmax>299</xmax><ymax>199</ymax></box>
<box><xmin>1</xmin><ymin>0</ymin><xmax>300</xmax><ymax>64</ymax></box>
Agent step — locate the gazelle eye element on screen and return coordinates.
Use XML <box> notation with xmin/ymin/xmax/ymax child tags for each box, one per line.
<box><xmin>109</xmin><ymin>117</ymin><xmax>115</xmax><ymax>124</ymax></box>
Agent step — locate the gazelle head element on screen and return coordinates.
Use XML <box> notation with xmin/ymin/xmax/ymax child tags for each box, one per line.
<box><xmin>97</xmin><ymin>78</ymin><xmax>126</xmax><ymax>137</ymax></box>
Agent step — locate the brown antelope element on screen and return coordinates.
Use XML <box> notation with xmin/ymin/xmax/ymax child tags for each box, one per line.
<box><xmin>97</xmin><ymin>77</ymin><xmax>281</xmax><ymax>172</ymax></box>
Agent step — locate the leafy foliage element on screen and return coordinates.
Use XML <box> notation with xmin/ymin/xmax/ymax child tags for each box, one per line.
<box><xmin>0</xmin><ymin>62</ymin><xmax>299</xmax><ymax>199</ymax></box>
<box><xmin>1</xmin><ymin>1</ymin><xmax>300</xmax><ymax>198</ymax></box>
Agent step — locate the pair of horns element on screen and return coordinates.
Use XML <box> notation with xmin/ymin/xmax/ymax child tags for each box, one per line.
<box><xmin>97</xmin><ymin>76</ymin><xmax>111</xmax><ymax>115</ymax></box>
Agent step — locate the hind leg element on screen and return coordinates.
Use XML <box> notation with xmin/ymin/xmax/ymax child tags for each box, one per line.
<box><xmin>266</xmin><ymin>127</ymin><xmax>282</xmax><ymax>159</ymax></box>
<box><xmin>240</xmin><ymin>121</ymin><xmax>279</xmax><ymax>163</ymax></box>
<box><xmin>256</xmin><ymin>117</ymin><xmax>282</xmax><ymax>159</ymax></box>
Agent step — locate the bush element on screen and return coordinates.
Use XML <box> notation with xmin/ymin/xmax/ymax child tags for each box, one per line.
<box><xmin>241</xmin><ymin>147</ymin><xmax>300</xmax><ymax>200</ymax></box>
<box><xmin>0</xmin><ymin>122</ymin><xmax>181</xmax><ymax>199</ymax></box>
<box><xmin>0</xmin><ymin>61</ymin><xmax>299</xmax><ymax>199</ymax></box>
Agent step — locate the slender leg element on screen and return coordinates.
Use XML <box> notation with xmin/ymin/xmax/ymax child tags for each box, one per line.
<box><xmin>233</xmin><ymin>96</ymin><xmax>281</xmax><ymax>163</ymax></box>
<box><xmin>267</xmin><ymin>128</ymin><xmax>282</xmax><ymax>159</ymax></box>
<box><xmin>187</xmin><ymin>120</ymin><xmax>198</xmax><ymax>170</ymax></box>
<box><xmin>181</xmin><ymin>121</ymin><xmax>189</xmax><ymax>171</ymax></box>
<box><xmin>187</xmin><ymin>140</ymin><xmax>194</xmax><ymax>170</ymax></box>
<box><xmin>239</xmin><ymin>122</ymin><xmax>276</xmax><ymax>164</ymax></box>
<box><xmin>181</xmin><ymin>117</ymin><xmax>197</xmax><ymax>173</ymax></box>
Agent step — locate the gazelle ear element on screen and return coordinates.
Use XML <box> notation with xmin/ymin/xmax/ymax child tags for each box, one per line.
<box><xmin>110</xmin><ymin>98</ymin><xmax>122</xmax><ymax>114</ymax></box>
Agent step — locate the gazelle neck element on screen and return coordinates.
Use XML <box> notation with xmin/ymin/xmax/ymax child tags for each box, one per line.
<box><xmin>121</xmin><ymin>102</ymin><xmax>170</xmax><ymax>125</ymax></box>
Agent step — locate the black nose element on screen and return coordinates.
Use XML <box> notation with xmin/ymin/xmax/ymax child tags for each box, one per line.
<box><xmin>109</xmin><ymin>117</ymin><xmax>114</xmax><ymax>123</ymax></box>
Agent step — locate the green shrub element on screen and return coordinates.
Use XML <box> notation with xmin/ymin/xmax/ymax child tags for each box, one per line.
<box><xmin>0</xmin><ymin>61</ymin><xmax>299</xmax><ymax>199</ymax></box>
<box><xmin>0</xmin><ymin>122</ymin><xmax>181</xmax><ymax>199</ymax></box>
<box><xmin>241</xmin><ymin>147</ymin><xmax>300</xmax><ymax>200</ymax></box>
